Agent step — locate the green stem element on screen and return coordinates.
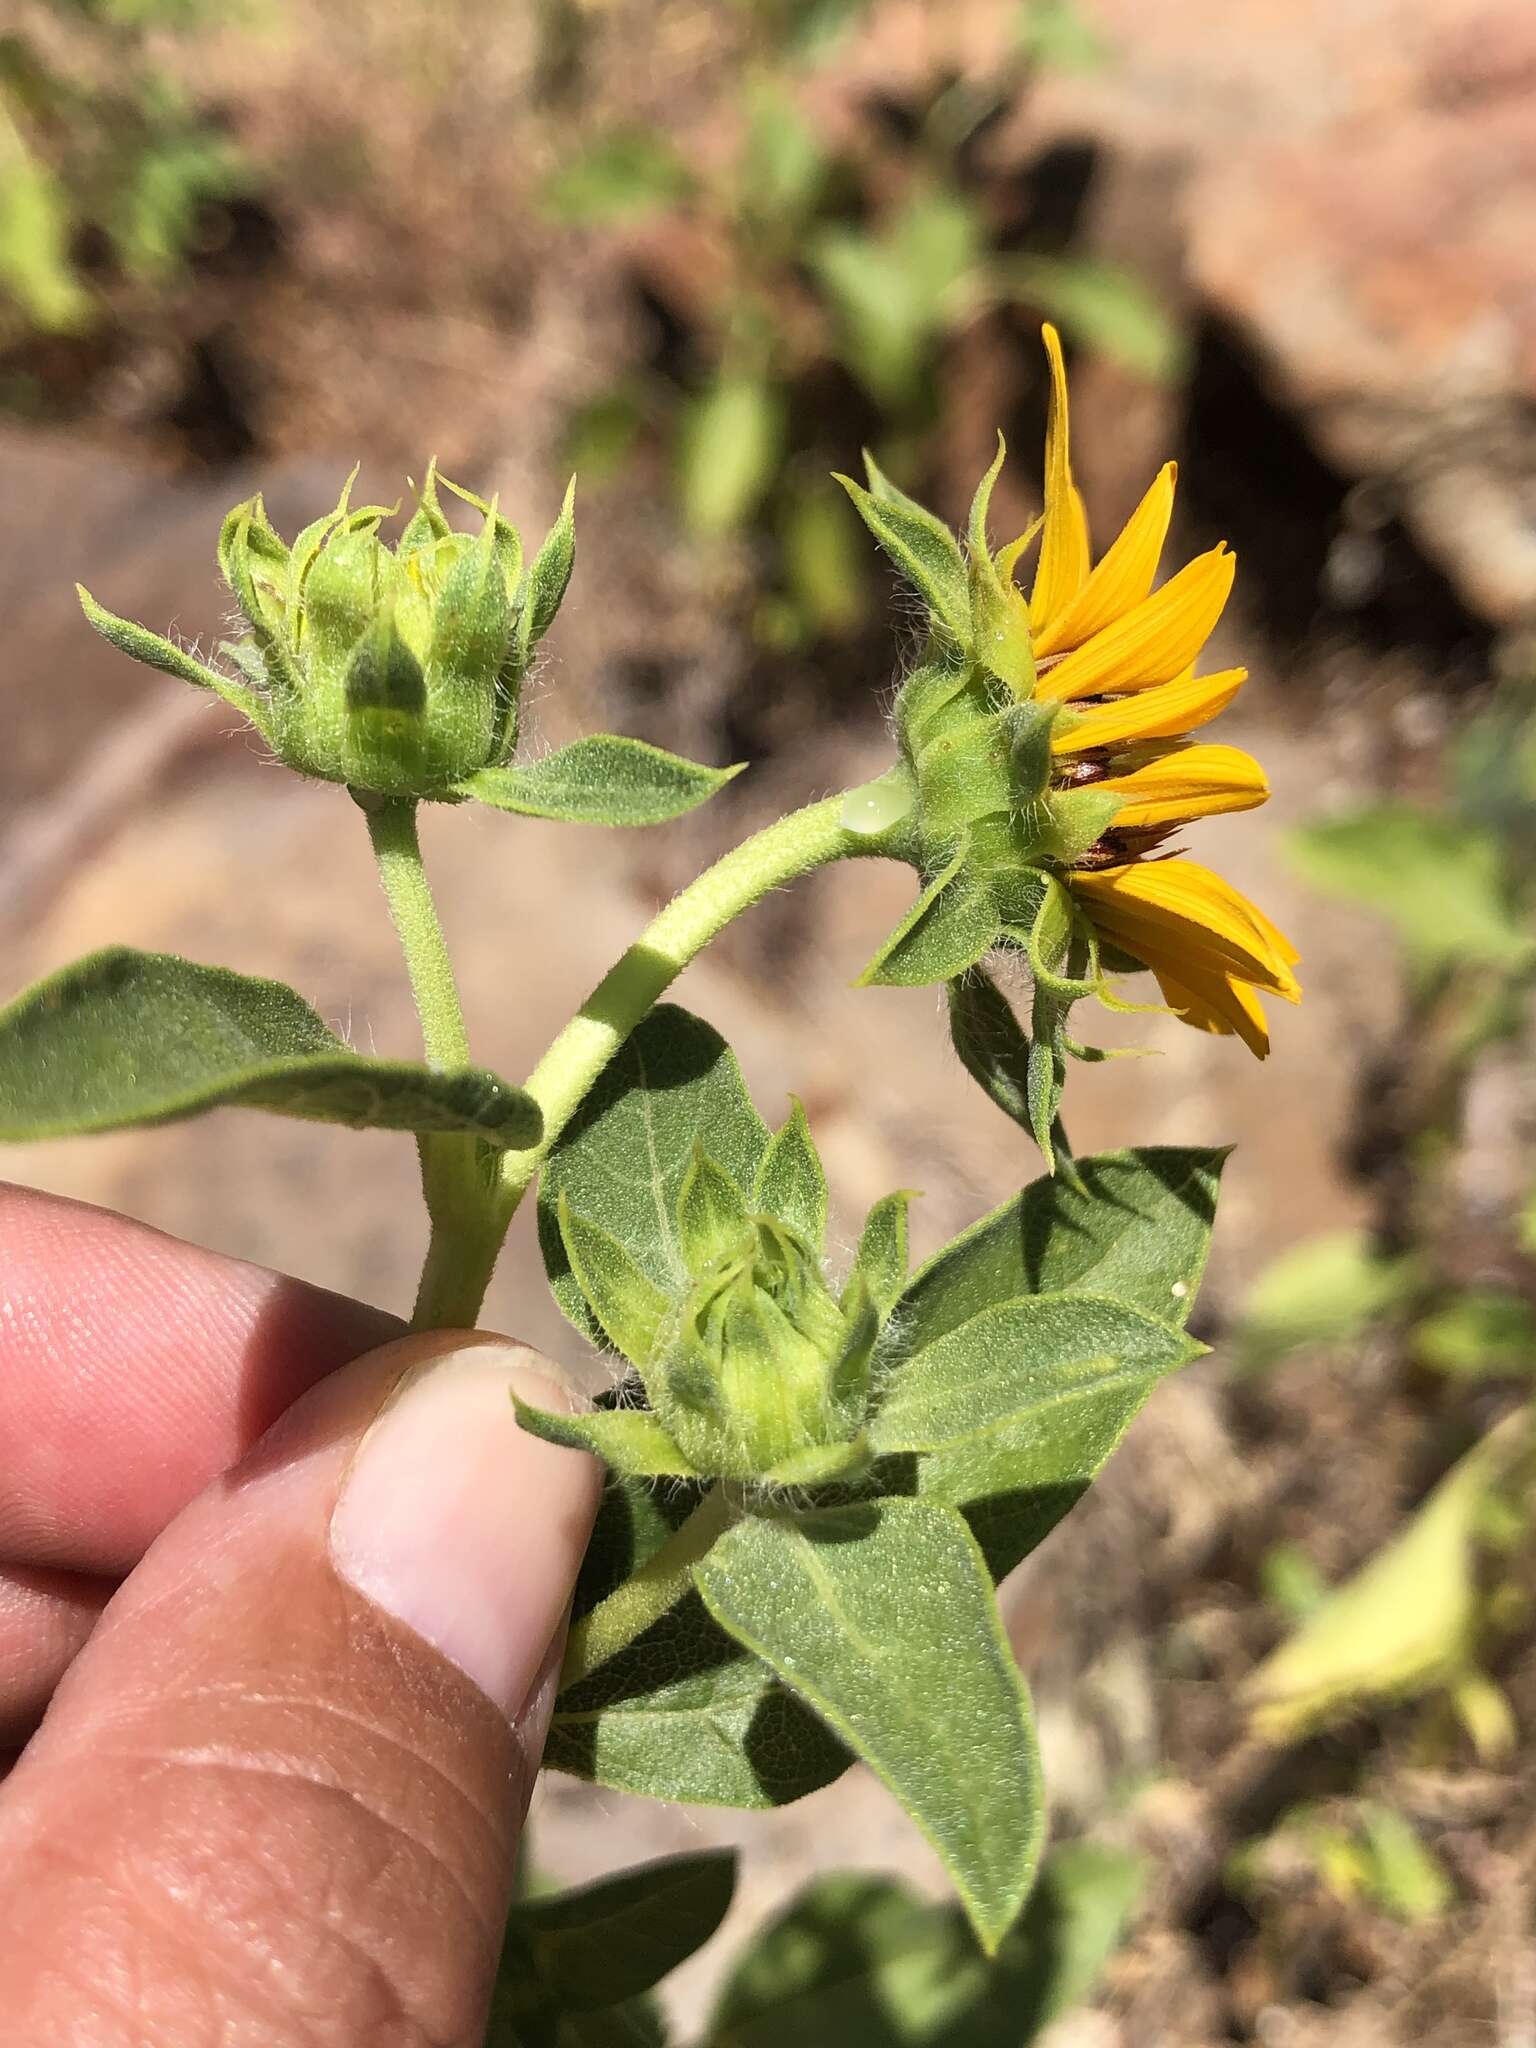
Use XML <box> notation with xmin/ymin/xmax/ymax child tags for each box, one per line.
<box><xmin>362</xmin><ymin>796</ymin><xmax>489</xmax><ymax>1329</ymax></box>
<box><xmin>363</xmin><ymin>796</ymin><xmax>471</xmax><ymax>1069</ymax></box>
<box><xmin>560</xmin><ymin>1486</ymin><xmax>733</xmax><ymax>1690</ymax></box>
<box><xmin>368</xmin><ymin>771</ymin><xmax>913</xmax><ymax>1332</ymax></box>
<box><xmin>501</xmin><ymin>784</ymin><xmax>900</xmax><ymax>1212</ymax></box>
<box><xmin>408</xmin><ymin>1195</ymin><xmax>510</xmax><ymax>1331</ymax></box>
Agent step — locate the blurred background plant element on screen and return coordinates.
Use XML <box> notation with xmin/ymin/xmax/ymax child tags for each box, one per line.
<box><xmin>543</xmin><ymin>0</ymin><xmax>1180</xmax><ymax>654</ymax></box>
<box><xmin>1237</xmin><ymin>672</ymin><xmax>1536</xmax><ymax>1759</ymax></box>
<box><xmin>0</xmin><ymin>0</ymin><xmax>250</xmax><ymax>411</ymax></box>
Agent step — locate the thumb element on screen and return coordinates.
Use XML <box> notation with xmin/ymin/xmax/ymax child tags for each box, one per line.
<box><xmin>0</xmin><ymin>1331</ymin><xmax>602</xmax><ymax>2046</ymax></box>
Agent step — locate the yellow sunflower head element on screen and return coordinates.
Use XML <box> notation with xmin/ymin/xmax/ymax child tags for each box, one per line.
<box><xmin>839</xmin><ymin>324</ymin><xmax>1299</xmax><ymax>1154</ymax></box>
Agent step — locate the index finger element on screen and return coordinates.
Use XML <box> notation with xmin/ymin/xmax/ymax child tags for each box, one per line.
<box><xmin>0</xmin><ymin>1183</ymin><xmax>400</xmax><ymax>1574</ymax></box>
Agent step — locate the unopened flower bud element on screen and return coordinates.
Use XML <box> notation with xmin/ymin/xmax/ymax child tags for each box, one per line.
<box><xmin>651</xmin><ymin>1160</ymin><xmax>877</xmax><ymax>1484</ymax></box>
<box><xmin>81</xmin><ymin>461</ymin><xmax>575</xmax><ymax>801</ymax></box>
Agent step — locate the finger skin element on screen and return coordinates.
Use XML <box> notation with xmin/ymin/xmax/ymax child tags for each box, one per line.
<box><xmin>0</xmin><ymin>1564</ymin><xmax>113</xmax><ymax>1747</ymax></box>
<box><xmin>0</xmin><ymin>1331</ymin><xmax>600</xmax><ymax>2047</ymax></box>
<box><xmin>0</xmin><ymin>1182</ymin><xmax>399</xmax><ymax>1573</ymax></box>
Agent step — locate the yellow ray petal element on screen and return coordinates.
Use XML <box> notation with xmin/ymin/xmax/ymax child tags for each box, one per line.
<box><xmin>1051</xmin><ymin>667</ymin><xmax>1248</xmax><ymax>755</ymax></box>
<box><xmin>1036</xmin><ymin>544</ymin><xmax>1236</xmax><ymax>702</ymax></box>
<box><xmin>1034</xmin><ymin>462</ymin><xmax>1176</xmax><ymax>660</ymax></box>
<box><xmin>1071</xmin><ymin>858</ymin><xmax>1300</xmax><ymax>998</ymax></box>
<box><xmin>1241</xmin><ymin>894</ymin><xmax>1302</xmax><ymax>971</ymax></box>
<box><xmin>1097</xmin><ymin>743</ymin><xmax>1270</xmax><ymax>830</ymax></box>
<box><xmin>1029</xmin><ymin>325</ymin><xmax>1091</xmax><ymax>634</ymax></box>
<box><xmin>1153</xmin><ymin>963</ymin><xmax>1271</xmax><ymax>1058</ymax></box>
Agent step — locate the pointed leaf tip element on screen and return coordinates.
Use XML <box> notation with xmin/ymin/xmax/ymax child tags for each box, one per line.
<box><xmin>695</xmin><ymin>1500</ymin><xmax>1043</xmax><ymax>1951</ymax></box>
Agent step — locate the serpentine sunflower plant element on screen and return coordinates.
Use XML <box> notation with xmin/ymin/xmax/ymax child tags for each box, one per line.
<box><xmin>0</xmin><ymin>327</ymin><xmax>1294</xmax><ymax>2020</ymax></box>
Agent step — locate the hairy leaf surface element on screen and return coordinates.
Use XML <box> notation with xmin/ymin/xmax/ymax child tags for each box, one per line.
<box><xmin>0</xmin><ymin>949</ymin><xmax>540</xmax><ymax>1145</ymax></box>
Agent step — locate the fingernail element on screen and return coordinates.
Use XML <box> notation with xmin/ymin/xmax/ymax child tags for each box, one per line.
<box><xmin>329</xmin><ymin>1342</ymin><xmax>600</xmax><ymax>1719</ymax></box>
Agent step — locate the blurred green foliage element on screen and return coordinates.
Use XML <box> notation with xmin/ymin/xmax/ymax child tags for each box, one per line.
<box><xmin>708</xmin><ymin>1841</ymin><xmax>1142</xmax><ymax>2046</ymax></box>
<box><xmin>0</xmin><ymin>0</ymin><xmax>245</xmax><ymax>348</ymax></box>
<box><xmin>540</xmin><ymin>126</ymin><xmax>694</xmax><ymax>227</ymax></box>
<box><xmin>487</xmin><ymin>1836</ymin><xmax>1143</xmax><ymax>2045</ymax></box>
<box><xmin>1237</xmin><ymin>677</ymin><xmax>1536</xmax><ymax>1770</ymax></box>
<box><xmin>1237</xmin><ymin>1231</ymin><xmax>1417</xmax><ymax>1375</ymax></box>
<box><xmin>1232</xmin><ymin>1799</ymin><xmax>1454</xmax><ymax>1925</ymax></box>
<box><xmin>1244</xmin><ymin>1411</ymin><xmax>1530</xmax><ymax>1761</ymax></box>
<box><xmin>1290</xmin><ymin>804</ymin><xmax>1531</xmax><ymax>974</ymax></box>
<box><xmin>1413</xmin><ymin>1289</ymin><xmax>1536</xmax><ymax>1381</ymax></box>
<box><xmin>541</xmin><ymin>2</ymin><xmax>1180</xmax><ymax>647</ymax></box>
<box><xmin>1013</xmin><ymin>0</ymin><xmax>1107</xmax><ymax>72</ymax></box>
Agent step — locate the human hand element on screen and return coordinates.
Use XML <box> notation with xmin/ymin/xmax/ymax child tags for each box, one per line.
<box><xmin>0</xmin><ymin>1183</ymin><xmax>601</xmax><ymax>2044</ymax></box>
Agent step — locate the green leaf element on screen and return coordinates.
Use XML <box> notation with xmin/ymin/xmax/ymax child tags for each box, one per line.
<box><xmin>780</xmin><ymin>481</ymin><xmax>870</xmax><ymax>640</ymax></box>
<box><xmin>1243</xmin><ymin>1411</ymin><xmax>1530</xmax><ymax>1752</ymax></box>
<box><xmin>77</xmin><ymin>586</ymin><xmax>267</xmax><ymax>728</ymax></box>
<box><xmin>521</xmin><ymin>476</ymin><xmax>578</xmax><ymax>651</ymax></box>
<box><xmin>513</xmin><ymin>1851</ymin><xmax>736</xmax><ymax>2011</ymax></box>
<box><xmin>1259</xmin><ymin>1541</ymin><xmax>1331</xmax><ymax>1623</ymax></box>
<box><xmin>1355</xmin><ymin>1804</ymin><xmax>1454</xmax><ymax>1924</ymax></box>
<box><xmin>947</xmin><ymin>968</ymin><xmax>1039</xmax><ymax>1145</ymax></box>
<box><xmin>297</xmin><ymin>523</ymin><xmax>380</xmax><ymax>677</ymax></box>
<box><xmin>396</xmin><ymin>458</ymin><xmax>451</xmax><ymax>557</ymax></box>
<box><xmin>835</xmin><ymin>455</ymin><xmax>971</xmax><ymax>646</ymax></box>
<box><xmin>966</xmin><ymin>439</ymin><xmax>1035</xmax><ymax>697</ymax></box>
<box><xmin>460</xmin><ymin>737</ymin><xmax>741</xmax><ymax>826</ymax></box>
<box><xmin>871</xmin><ymin>1292</ymin><xmax>1202</xmax><ymax>1453</ymax></box>
<box><xmin>1413</xmin><ymin>1290</ymin><xmax>1536</xmax><ymax>1380</ymax></box>
<box><xmin>676</xmin><ymin>1145</ymin><xmax>752</xmax><ymax>1269</ymax></box>
<box><xmin>427</xmin><ymin>508</ymin><xmax>512</xmax><ymax>690</ymax></box>
<box><xmin>695</xmin><ymin>1499</ymin><xmax>1043</xmax><ymax>1951</ymax></box>
<box><xmin>0</xmin><ymin>146</ymin><xmax>90</xmax><ymax>331</ymax></box>
<box><xmin>848</xmin><ymin>1189</ymin><xmax>914</xmax><ymax>1317</ymax></box>
<box><xmin>1007</xmin><ymin>256</ymin><xmax>1186</xmax><ymax>383</ymax></box>
<box><xmin>1017</xmin><ymin>1840</ymin><xmax>1144</xmax><ymax>2020</ymax></box>
<box><xmin>557</xmin><ymin>1197</ymin><xmax>673</xmax><ymax>1366</ymax></box>
<box><xmin>547</xmin><ymin>1586</ymin><xmax>850</xmax><ymax>1807</ymax></box>
<box><xmin>343</xmin><ymin>609</ymin><xmax>427</xmax><ymax>721</ymax></box>
<box><xmin>1025</xmin><ymin>984</ymin><xmax>1067</xmax><ymax>1169</ymax></box>
<box><xmin>914</xmin><ymin>1358</ymin><xmax>1164</xmax><ymax>1581</ymax></box>
<box><xmin>540</xmin><ymin>130</ymin><xmax>694</xmax><ymax>226</ymax></box>
<box><xmin>712</xmin><ymin>1873</ymin><xmax>978</xmax><ymax>2046</ymax></box>
<box><xmin>712</xmin><ymin>1838</ymin><xmax>1139</xmax><ymax>2045</ymax></box>
<box><xmin>1288</xmin><ymin>803</ymin><xmax>1531</xmax><ymax>970</ymax></box>
<box><xmin>898</xmin><ymin>1147</ymin><xmax>1224</xmax><ymax>1354</ymax></box>
<box><xmin>815</xmin><ymin>190</ymin><xmax>980</xmax><ymax>412</ymax></box>
<box><xmin>514</xmin><ymin>1399</ymin><xmax>697</xmax><ymax>1479</ymax></box>
<box><xmin>739</xmin><ymin>77</ymin><xmax>828</xmax><ymax>223</ymax></box>
<box><xmin>678</xmin><ymin>371</ymin><xmax>785</xmax><ymax>539</ymax></box>
<box><xmin>858</xmin><ymin>838</ymin><xmax>1000</xmax><ymax>988</ymax></box>
<box><xmin>540</xmin><ymin>1007</ymin><xmax>771</xmax><ymax>1338</ymax></box>
<box><xmin>1238</xmin><ymin>1230</ymin><xmax>1417</xmax><ymax>1373</ymax></box>
<box><xmin>826</xmin><ymin>1274</ymin><xmax>880</xmax><ymax>1424</ymax></box>
<box><xmin>554</xmin><ymin>2002</ymin><xmax>665</xmax><ymax>2047</ymax></box>
<box><xmin>0</xmin><ymin>949</ymin><xmax>540</xmax><ymax>1147</ymax></box>
<box><xmin>882</xmin><ymin>1152</ymin><xmax>1222</xmax><ymax>1579</ymax></box>
<box><xmin>570</xmin><ymin>1471</ymin><xmax>694</xmax><ymax>1622</ymax></box>
<box><xmin>752</xmin><ymin>1098</ymin><xmax>828</xmax><ymax>1251</ymax></box>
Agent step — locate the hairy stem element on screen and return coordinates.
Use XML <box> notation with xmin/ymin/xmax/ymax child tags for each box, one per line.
<box><xmin>363</xmin><ymin>797</ymin><xmax>472</xmax><ymax>1069</ymax></box>
<box><xmin>363</xmin><ymin>795</ymin><xmax>490</xmax><ymax>1329</ymax></box>
<box><xmin>501</xmin><ymin>784</ymin><xmax>904</xmax><ymax>1212</ymax></box>
<box><xmin>372</xmin><ymin>771</ymin><xmax>913</xmax><ymax>1332</ymax></box>
<box><xmin>560</xmin><ymin>1486</ymin><xmax>733</xmax><ymax>1690</ymax></box>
